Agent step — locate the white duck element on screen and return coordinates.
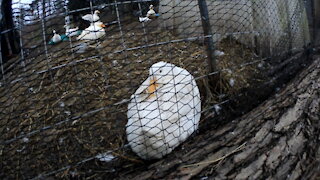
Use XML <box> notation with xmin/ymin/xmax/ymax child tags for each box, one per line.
<box><xmin>64</xmin><ymin>25</ymin><xmax>79</xmax><ymax>37</ymax></box>
<box><xmin>126</xmin><ymin>61</ymin><xmax>201</xmax><ymax>159</ymax></box>
<box><xmin>139</xmin><ymin>5</ymin><xmax>158</xmax><ymax>23</ymax></box>
<box><xmin>51</xmin><ymin>30</ymin><xmax>62</xmax><ymax>43</ymax></box>
<box><xmin>82</xmin><ymin>10</ymin><xmax>100</xmax><ymax>22</ymax></box>
<box><xmin>76</xmin><ymin>21</ymin><xmax>106</xmax><ymax>41</ymax></box>
<box><xmin>139</xmin><ymin>17</ymin><xmax>151</xmax><ymax>23</ymax></box>
<box><xmin>147</xmin><ymin>5</ymin><xmax>156</xmax><ymax>18</ymax></box>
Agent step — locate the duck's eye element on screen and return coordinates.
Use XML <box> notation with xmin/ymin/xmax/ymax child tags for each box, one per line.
<box><xmin>159</xmin><ymin>70</ymin><xmax>162</xmax><ymax>73</ymax></box>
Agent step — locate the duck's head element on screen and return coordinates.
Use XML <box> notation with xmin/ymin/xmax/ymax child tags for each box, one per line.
<box><xmin>146</xmin><ymin>61</ymin><xmax>177</xmax><ymax>96</ymax></box>
<box><xmin>53</xmin><ymin>29</ymin><xmax>56</xmax><ymax>34</ymax></box>
<box><xmin>94</xmin><ymin>10</ymin><xmax>100</xmax><ymax>14</ymax></box>
<box><xmin>149</xmin><ymin>5</ymin><xmax>154</xmax><ymax>10</ymax></box>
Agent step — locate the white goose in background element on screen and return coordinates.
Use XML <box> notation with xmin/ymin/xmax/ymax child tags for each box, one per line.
<box><xmin>51</xmin><ymin>30</ymin><xmax>62</xmax><ymax>43</ymax></box>
<box><xmin>76</xmin><ymin>21</ymin><xmax>106</xmax><ymax>41</ymax></box>
<box><xmin>126</xmin><ymin>61</ymin><xmax>201</xmax><ymax>160</ymax></box>
<box><xmin>64</xmin><ymin>25</ymin><xmax>79</xmax><ymax>37</ymax></box>
<box><xmin>139</xmin><ymin>4</ymin><xmax>158</xmax><ymax>23</ymax></box>
<box><xmin>82</xmin><ymin>10</ymin><xmax>100</xmax><ymax>22</ymax></box>
<box><xmin>146</xmin><ymin>5</ymin><xmax>156</xmax><ymax>18</ymax></box>
<box><xmin>139</xmin><ymin>16</ymin><xmax>151</xmax><ymax>23</ymax></box>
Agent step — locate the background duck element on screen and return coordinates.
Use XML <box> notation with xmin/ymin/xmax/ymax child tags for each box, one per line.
<box><xmin>64</xmin><ymin>25</ymin><xmax>80</xmax><ymax>37</ymax></box>
<box><xmin>147</xmin><ymin>5</ymin><xmax>157</xmax><ymax>19</ymax></box>
<box><xmin>126</xmin><ymin>61</ymin><xmax>201</xmax><ymax>160</ymax></box>
<box><xmin>76</xmin><ymin>21</ymin><xmax>106</xmax><ymax>41</ymax></box>
<box><xmin>49</xmin><ymin>30</ymin><xmax>62</xmax><ymax>44</ymax></box>
<box><xmin>139</xmin><ymin>17</ymin><xmax>151</xmax><ymax>23</ymax></box>
<box><xmin>139</xmin><ymin>4</ymin><xmax>160</xmax><ymax>23</ymax></box>
<box><xmin>82</xmin><ymin>10</ymin><xmax>100</xmax><ymax>23</ymax></box>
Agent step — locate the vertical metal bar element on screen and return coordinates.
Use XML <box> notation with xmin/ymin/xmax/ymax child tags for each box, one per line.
<box><xmin>138</xmin><ymin>2</ymin><xmax>149</xmax><ymax>43</ymax></box>
<box><xmin>19</xmin><ymin>5</ymin><xmax>26</xmax><ymax>69</ymax></box>
<box><xmin>284</xmin><ymin>0</ymin><xmax>293</xmax><ymax>55</ymax></box>
<box><xmin>64</xmin><ymin>1</ymin><xmax>87</xmax><ymax>93</ymax></box>
<box><xmin>41</xmin><ymin>0</ymin><xmax>49</xmax><ymax>58</ymax></box>
<box><xmin>0</xmin><ymin>35</ymin><xmax>5</xmax><ymax>81</ymax></box>
<box><xmin>300</xmin><ymin>0</ymin><xmax>308</xmax><ymax>47</ymax></box>
<box><xmin>197</xmin><ymin>0</ymin><xmax>216</xmax><ymax>73</ymax></box>
<box><xmin>173</xmin><ymin>0</ymin><xmax>176</xmax><ymax>30</ymax></box>
<box><xmin>88</xmin><ymin>0</ymin><xmax>110</xmax><ymax>94</ymax></box>
<box><xmin>311</xmin><ymin>0</ymin><xmax>317</xmax><ymax>46</ymax></box>
<box><xmin>41</xmin><ymin>0</ymin><xmax>54</xmax><ymax>82</ymax></box>
<box><xmin>115</xmin><ymin>0</ymin><xmax>127</xmax><ymax>49</ymax></box>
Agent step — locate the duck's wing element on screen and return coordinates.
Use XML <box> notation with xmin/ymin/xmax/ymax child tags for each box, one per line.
<box><xmin>127</xmin><ymin>77</ymin><xmax>153</xmax><ymax>126</ymax></box>
<box><xmin>160</xmin><ymin>69</ymin><xmax>200</xmax><ymax>122</ymax></box>
<box><xmin>82</xmin><ymin>14</ymin><xmax>94</xmax><ymax>22</ymax></box>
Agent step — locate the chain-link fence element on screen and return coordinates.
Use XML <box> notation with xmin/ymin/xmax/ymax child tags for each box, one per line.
<box><xmin>0</xmin><ymin>0</ymin><xmax>313</xmax><ymax>178</ymax></box>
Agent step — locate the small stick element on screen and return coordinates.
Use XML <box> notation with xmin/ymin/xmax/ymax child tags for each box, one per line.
<box><xmin>181</xmin><ymin>142</ymin><xmax>247</xmax><ymax>168</ymax></box>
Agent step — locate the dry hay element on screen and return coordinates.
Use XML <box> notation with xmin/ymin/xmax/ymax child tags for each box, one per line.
<box><xmin>0</xmin><ymin>19</ymin><xmax>263</xmax><ymax>178</ymax></box>
<box><xmin>216</xmin><ymin>37</ymin><xmax>265</xmax><ymax>95</ymax></box>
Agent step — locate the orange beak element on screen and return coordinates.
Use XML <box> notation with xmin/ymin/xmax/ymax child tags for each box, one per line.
<box><xmin>146</xmin><ymin>78</ymin><xmax>158</xmax><ymax>98</ymax></box>
<box><xmin>100</xmin><ymin>24</ymin><xmax>106</xmax><ymax>28</ymax></box>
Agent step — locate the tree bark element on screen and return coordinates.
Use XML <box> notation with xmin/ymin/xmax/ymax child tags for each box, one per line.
<box><xmin>123</xmin><ymin>56</ymin><xmax>320</xmax><ymax>179</ymax></box>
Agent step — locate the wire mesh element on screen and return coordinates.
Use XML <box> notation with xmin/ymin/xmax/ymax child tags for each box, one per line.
<box><xmin>0</xmin><ymin>0</ymin><xmax>312</xmax><ymax>178</ymax></box>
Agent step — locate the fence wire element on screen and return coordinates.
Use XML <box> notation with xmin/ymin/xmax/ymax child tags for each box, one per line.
<box><xmin>0</xmin><ymin>0</ymin><xmax>311</xmax><ymax>179</ymax></box>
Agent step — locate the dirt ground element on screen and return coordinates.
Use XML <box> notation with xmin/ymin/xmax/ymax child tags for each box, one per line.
<box><xmin>0</xmin><ymin>12</ymin><xmax>266</xmax><ymax>179</ymax></box>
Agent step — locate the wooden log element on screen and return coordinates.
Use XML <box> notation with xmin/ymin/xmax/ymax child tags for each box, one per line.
<box><xmin>120</xmin><ymin>55</ymin><xmax>320</xmax><ymax>179</ymax></box>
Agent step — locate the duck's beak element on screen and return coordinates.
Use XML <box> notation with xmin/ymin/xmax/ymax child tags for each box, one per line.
<box><xmin>146</xmin><ymin>77</ymin><xmax>158</xmax><ymax>98</ymax></box>
<box><xmin>100</xmin><ymin>24</ymin><xmax>106</xmax><ymax>28</ymax></box>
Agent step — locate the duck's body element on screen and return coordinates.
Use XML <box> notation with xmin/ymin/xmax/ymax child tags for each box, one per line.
<box><xmin>146</xmin><ymin>5</ymin><xmax>156</xmax><ymax>19</ymax></box>
<box><xmin>64</xmin><ymin>25</ymin><xmax>79</xmax><ymax>37</ymax></box>
<box><xmin>82</xmin><ymin>10</ymin><xmax>100</xmax><ymax>22</ymax></box>
<box><xmin>51</xmin><ymin>30</ymin><xmax>62</xmax><ymax>43</ymax></box>
<box><xmin>126</xmin><ymin>61</ymin><xmax>201</xmax><ymax>159</ymax></box>
<box><xmin>76</xmin><ymin>21</ymin><xmax>106</xmax><ymax>41</ymax></box>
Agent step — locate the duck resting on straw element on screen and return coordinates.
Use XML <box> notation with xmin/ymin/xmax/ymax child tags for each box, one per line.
<box><xmin>64</xmin><ymin>25</ymin><xmax>79</xmax><ymax>37</ymax></box>
<box><xmin>82</xmin><ymin>10</ymin><xmax>100</xmax><ymax>22</ymax></box>
<box><xmin>76</xmin><ymin>21</ymin><xmax>106</xmax><ymax>41</ymax></box>
<box><xmin>51</xmin><ymin>30</ymin><xmax>62</xmax><ymax>43</ymax></box>
<box><xmin>139</xmin><ymin>5</ymin><xmax>160</xmax><ymax>23</ymax></box>
<box><xmin>126</xmin><ymin>61</ymin><xmax>201</xmax><ymax>159</ymax></box>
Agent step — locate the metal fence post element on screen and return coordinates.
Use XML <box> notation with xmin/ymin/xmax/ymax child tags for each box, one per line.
<box><xmin>19</xmin><ymin>6</ymin><xmax>26</xmax><ymax>69</ymax></box>
<box><xmin>284</xmin><ymin>0</ymin><xmax>293</xmax><ymax>55</ymax></box>
<box><xmin>198</xmin><ymin>0</ymin><xmax>216</xmax><ymax>73</ymax></box>
<box><xmin>310</xmin><ymin>0</ymin><xmax>317</xmax><ymax>47</ymax></box>
<box><xmin>0</xmin><ymin>35</ymin><xmax>4</xmax><ymax>81</ymax></box>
